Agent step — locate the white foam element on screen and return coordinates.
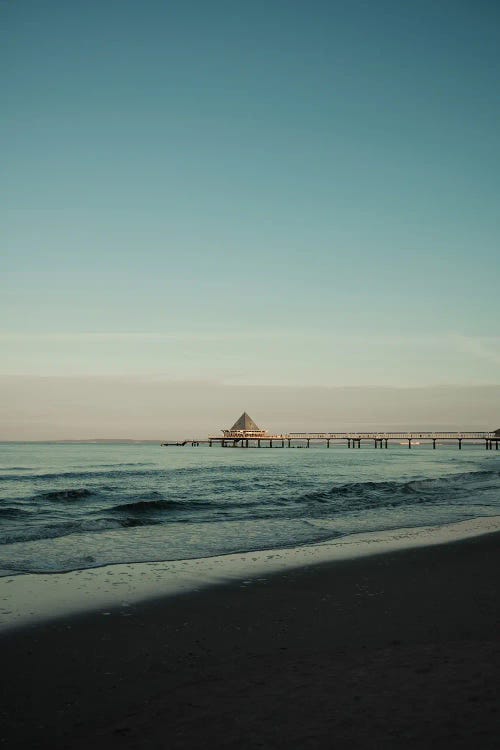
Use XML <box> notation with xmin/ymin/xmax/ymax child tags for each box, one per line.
<box><xmin>1</xmin><ymin>515</ymin><xmax>499</xmax><ymax>632</ymax></box>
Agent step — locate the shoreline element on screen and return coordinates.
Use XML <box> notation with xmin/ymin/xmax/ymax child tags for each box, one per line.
<box><xmin>1</xmin><ymin>514</ymin><xmax>500</xmax><ymax>633</ymax></box>
<box><xmin>1</xmin><ymin>530</ymin><xmax>499</xmax><ymax>748</ymax></box>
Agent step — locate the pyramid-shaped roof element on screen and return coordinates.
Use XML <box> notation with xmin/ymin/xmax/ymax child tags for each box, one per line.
<box><xmin>230</xmin><ymin>412</ymin><xmax>261</xmax><ymax>432</ymax></box>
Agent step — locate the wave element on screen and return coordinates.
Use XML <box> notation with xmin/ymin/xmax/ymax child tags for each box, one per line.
<box><xmin>0</xmin><ymin>516</ymin><xmax>157</xmax><ymax>544</ymax></box>
<box><xmin>36</xmin><ymin>488</ymin><xmax>95</xmax><ymax>502</ymax></box>
<box><xmin>296</xmin><ymin>470</ymin><xmax>500</xmax><ymax>512</ymax></box>
<box><xmin>0</xmin><ymin>462</ymin><xmax>281</xmax><ymax>483</ymax></box>
<box><xmin>0</xmin><ymin>470</ymin><xmax>152</xmax><ymax>483</ymax></box>
<box><xmin>408</xmin><ymin>469</ymin><xmax>499</xmax><ymax>488</ymax></box>
<box><xmin>110</xmin><ymin>499</ymin><xmax>195</xmax><ymax>513</ymax></box>
<box><xmin>68</xmin><ymin>462</ymin><xmax>157</xmax><ymax>469</ymax></box>
<box><xmin>0</xmin><ymin>507</ymin><xmax>31</xmax><ymax>518</ymax></box>
<box><xmin>111</xmin><ymin>500</ymin><xmax>177</xmax><ymax>513</ymax></box>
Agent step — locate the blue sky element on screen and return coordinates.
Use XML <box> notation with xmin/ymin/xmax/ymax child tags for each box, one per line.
<box><xmin>2</xmin><ymin>0</ymin><xmax>499</xmax><ymax>393</ymax></box>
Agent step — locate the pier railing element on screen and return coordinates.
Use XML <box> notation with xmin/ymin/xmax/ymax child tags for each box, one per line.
<box><xmin>287</xmin><ymin>432</ymin><xmax>494</xmax><ymax>439</ymax></box>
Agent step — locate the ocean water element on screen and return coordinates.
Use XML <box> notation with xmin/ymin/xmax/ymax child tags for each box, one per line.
<box><xmin>0</xmin><ymin>442</ymin><xmax>499</xmax><ymax>577</ymax></box>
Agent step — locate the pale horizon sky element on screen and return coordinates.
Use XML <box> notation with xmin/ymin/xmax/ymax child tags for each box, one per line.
<box><xmin>2</xmin><ymin>1</ymin><xmax>499</xmax><ymax>437</ymax></box>
<box><xmin>1</xmin><ymin>377</ymin><xmax>499</xmax><ymax>441</ymax></box>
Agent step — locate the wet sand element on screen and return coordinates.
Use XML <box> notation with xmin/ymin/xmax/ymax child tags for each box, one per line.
<box><xmin>1</xmin><ymin>532</ymin><xmax>499</xmax><ymax>749</ymax></box>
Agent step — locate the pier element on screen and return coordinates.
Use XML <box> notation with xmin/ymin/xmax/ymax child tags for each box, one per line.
<box><xmin>162</xmin><ymin>413</ymin><xmax>500</xmax><ymax>450</ymax></box>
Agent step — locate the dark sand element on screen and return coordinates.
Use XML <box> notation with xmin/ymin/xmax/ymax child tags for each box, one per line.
<box><xmin>1</xmin><ymin>533</ymin><xmax>499</xmax><ymax>749</ymax></box>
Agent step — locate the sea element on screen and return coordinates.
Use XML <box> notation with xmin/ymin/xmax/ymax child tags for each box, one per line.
<box><xmin>1</xmin><ymin>441</ymin><xmax>499</xmax><ymax>578</ymax></box>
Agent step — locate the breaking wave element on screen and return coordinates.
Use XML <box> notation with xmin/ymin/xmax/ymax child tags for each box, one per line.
<box><xmin>2</xmin><ymin>516</ymin><xmax>156</xmax><ymax>545</ymax></box>
<box><xmin>293</xmin><ymin>470</ymin><xmax>500</xmax><ymax>513</ymax></box>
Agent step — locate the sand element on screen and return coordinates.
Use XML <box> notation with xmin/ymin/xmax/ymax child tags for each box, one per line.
<box><xmin>1</xmin><ymin>532</ymin><xmax>499</xmax><ymax>749</ymax></box>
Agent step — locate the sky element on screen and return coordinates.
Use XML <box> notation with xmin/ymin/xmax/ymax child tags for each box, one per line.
<box><xmin>1</xmin><ymin>1</ymin><xmax>499</xmax><ymax>436</ymax></box>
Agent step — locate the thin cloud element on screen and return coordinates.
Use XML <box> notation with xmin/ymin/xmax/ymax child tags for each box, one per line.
<box><xmin>0</xmin><ymin>331</ymin><xmax>282</xmax><ymax>343</ymax></box>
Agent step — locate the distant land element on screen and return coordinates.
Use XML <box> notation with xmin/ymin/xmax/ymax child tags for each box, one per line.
<box><xmin>0</xmin><ymin>439</ymin><xmax>162</xmax><ymax>444</ymax></box>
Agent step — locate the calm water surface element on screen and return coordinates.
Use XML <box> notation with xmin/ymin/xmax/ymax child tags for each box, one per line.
<box><xmin>0</xmin><ymin>442</ymin><xmax>499</xmax><ymax>575</ymax></box>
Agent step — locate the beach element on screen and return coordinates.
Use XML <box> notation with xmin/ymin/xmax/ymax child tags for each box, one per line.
<box><xmin>1</xmin><ymin>531</ymin><xmax>499</xmax><ymax>749</ymax></box>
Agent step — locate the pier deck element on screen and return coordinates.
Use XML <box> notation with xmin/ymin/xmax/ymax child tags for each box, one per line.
<box><xmin>162</xmin><ymin>432</ymin><xmax>499</xmax><ymax>449</ymax></box>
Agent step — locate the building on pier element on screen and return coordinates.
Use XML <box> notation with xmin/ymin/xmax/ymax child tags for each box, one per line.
<box><xmin>222</xmin><ymin>412</ymin><xmax>268</xmax><ymax>439</ymax></box>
